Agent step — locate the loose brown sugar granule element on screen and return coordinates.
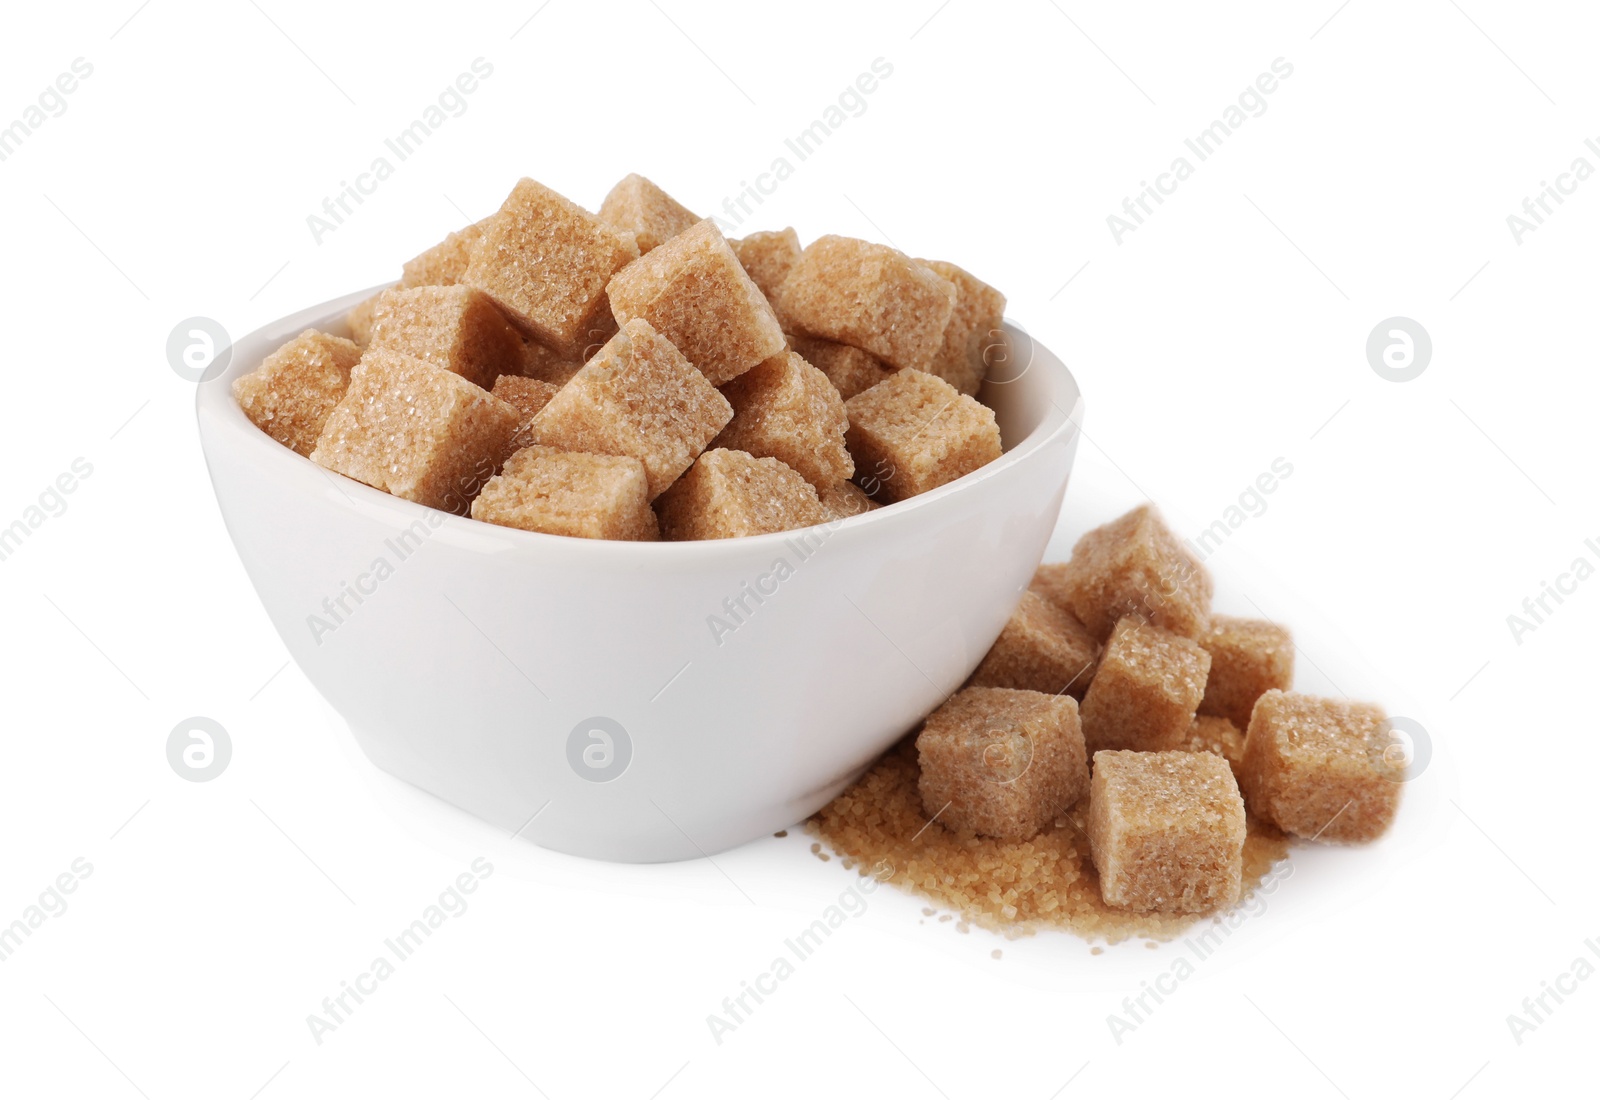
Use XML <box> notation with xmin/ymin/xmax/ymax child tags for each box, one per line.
<box><xmin>774</xmin><ymin>830</ymin><xmax>788</xmax><ymax>838</ymax></box>
<box><xmin>992</xmin><ymin>949</ymin><xmax>1003</xmax><ymax>959</ymax></box>
<box><xmin>808</xmin><ymin>739</ymin><xmax>1290</xmax><ymax>943</ymax></box>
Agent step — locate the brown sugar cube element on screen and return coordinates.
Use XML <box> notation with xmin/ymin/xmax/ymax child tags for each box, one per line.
<box><xmin>817</xmin><ymin>479</ymin><xmax>878</xmax><ymax>521</ymax></box>
<box><xmin>710</xmin><ymin>351</ymin><xmax>852</xmax><ymax>489</ymax></box>
<box><xmin>1080</xmin><ymin>618</ymin><xmax>1211</xmax><ymax>754</ymax></box>
<box><xmin>844</xmin><ymin>369</ymin><xmax>1001</xmax><ymax>503</ymax></box>
<box><xmin>968</xmin><ymin>590</ymin><xmax>1101</xmax><ymax>699</ymax></box>
<box><xmin>915</xmin><ymin>687</ymin><xmax>1089</xmax><ymax>841</ymax></box>
<box><xmin>787</xmin><ymin>333</ymin><xmax>895</xmax><ymax>400</ymax></box>
<box><xmin>1163</xmin><ymin>715</ymin><xmax>1246</xmax><ymax>779</ymax></box>
<box><xmin>310</xmin><ymin>350</ymin><xmax>520</xmax><ymax>515</ymax></box>
<box><xmin>470</xmin><ymin>446</ymin><xmax>657</xmax><ymax>542</ymax></box>
<box><xmin>597</xmin><ymin>174</ymin><xmax>699</xmax><ymax>255</ymax></box>
<box><xmin>1029</xmin><ymin>562</ymin><xmax>1074</xmax><ymax>615</ymax></box>
<box><xmin>606</xmin><ymin>219</ymin><xmax>786</xmax><ymax>385</ymax></box>
<box><xmin>366</xmin><ymin>285</ymin><xmax>524</xmax><ymax>391</ymax></box>
<box><xmin>400</xmin><ymin>219</ymin><xmax>489</xmax><ymax>288</ymax></box>
<box><xmin>919</xmin><ymin>259</ymin><xmax>1006</xmax><ymax>396</ymax></box>
<box><xmin>525</xmin><ymin>319</ymin><xmax>731</xmax><ymax>499</ymax></box>
<box><xmin>1057</xmin><ymin>505</ymin><xmax>1213</xmax><ymax>641</ymax></box>
<box><xmin>491</xmin><ymin>375</ymin><xmax>560</xmax><ymax>444</ymax></box>
<box><xmin>1199</xmin><ymin>615</ymin><xmax>1295</xmax><ymax>730</ymax></box>
<box><xmin>1088</xmin><ymin>750</ymin><xmax>1246</xmax><ymax>913</ymax></box>
<box><xmin>774</xmin><ymin>236</ymin><xmax>957</xmax><ymax>372</ymax></box>
<box><xmin>462</xmin><ymin>178</ymin><xmax>639</xmax><ymax>357</ymax></box>
<box><xmin>516</xmin><ymin>337</ymin><xmax>584</xmax><ymax>386</ymax></box>
<box><xmin>1239</xmin><ymin>691</ymin><xmax>1402</xmax><ymax>843</ymax></box>
<box><xmin>233</xmin><ymin>330</ymin><xmax>363</xmax><ymax>457</ymax></box>
<box><xmin>731</xmin><ymin>227</ymin><xmax>801</xmax><ymax>303</ymax></box>
<box><xmin>655</xmin><ymin>448</ymin><xmax>827</xmax><ymax>541</ymax></box>
<box><xmin>346</xmin><ymin>295</ymin><xmax>381</xmax><ymax>347</ymax></box>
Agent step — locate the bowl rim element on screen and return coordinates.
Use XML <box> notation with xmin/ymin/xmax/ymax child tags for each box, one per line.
<box><xmin>197</xmin><ymin>286</ymin><xmax>1084</xmax><ymax>561</ymax></box>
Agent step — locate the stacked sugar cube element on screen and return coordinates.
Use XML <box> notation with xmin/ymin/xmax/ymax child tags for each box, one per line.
<box><xmin>913</xmin><ymin>504</ymin><xmax>1403</xmax><ymax>916</ymax></box>
<box><xmin>233</xmin><ymin>175</ymin><xmax>1009</xmax><ymax>541</ymax></box>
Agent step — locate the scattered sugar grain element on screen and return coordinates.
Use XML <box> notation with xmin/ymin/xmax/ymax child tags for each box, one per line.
<box><xmin>808</xmin><ymin>739</ymin><xmax>1289</xmax><ymax>943</ymax></box>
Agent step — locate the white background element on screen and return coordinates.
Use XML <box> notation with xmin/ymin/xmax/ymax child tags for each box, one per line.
<box><xmin>1</xmin><ymin>1</ymin><xmax>1594</xmax><ymax>1096</ymax></box>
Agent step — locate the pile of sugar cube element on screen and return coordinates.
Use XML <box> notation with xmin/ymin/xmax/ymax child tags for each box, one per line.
<box><xmin>232</xmin><ymin>174</ymin><xmax>1008</xmax><ymax>540</ymax></box>
<box><xmin>915</xmin><ymin>504</ymin><xmax>1402</xmax><ymax>915</ymax></box>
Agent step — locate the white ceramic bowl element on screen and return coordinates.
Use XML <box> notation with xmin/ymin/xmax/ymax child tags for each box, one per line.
<box><xmin>197</xmin><ymin>289</ymin><xmax>1084</xmax><ymax>861</ymax></box>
